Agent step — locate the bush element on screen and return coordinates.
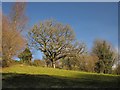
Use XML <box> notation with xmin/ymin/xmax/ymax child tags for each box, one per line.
<box><xmin>2</xmin><ymin>59</ymin><xmax>17</xmax><ymax>67</ymax></box>
<box><xmin>32</xmin><ymin>60</ymin><xmax>45</xmax><ymax>67</ymax></box>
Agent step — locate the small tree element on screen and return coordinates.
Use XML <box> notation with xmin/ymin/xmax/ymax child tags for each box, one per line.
<box><xmin>18</xmin><ymin>47</ymin><xmax>32</xmax><ymax>64</ymax></box>
<box><xmin>92</xmin><ymin>39</ymin><xmax>115</xmax><ymax>74</ymax></box>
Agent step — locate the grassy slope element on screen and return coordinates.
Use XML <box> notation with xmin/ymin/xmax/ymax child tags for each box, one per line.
<box><xmin>2</xmin><ymin>64</ymin><xmax>120</xmax><ymax>88</ymax></box>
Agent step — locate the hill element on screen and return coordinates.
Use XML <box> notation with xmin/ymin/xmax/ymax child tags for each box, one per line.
<box><xmin>2</xmin><ymin>64</ymin><xmax>120</xmax><ymax>88</ymax></box>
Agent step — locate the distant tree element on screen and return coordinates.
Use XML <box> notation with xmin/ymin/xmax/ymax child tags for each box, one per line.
<box><xmin>114</xmin><ymin>53</ymin><xmax>120</xmax><ymax>75</ymax></box>
<box><xmin>62</xmin><ymin>54</ymin><xmax>98</xmax><ymax>72</ymax></box>
<box><xmin>33</xmin><ymin>59</ymin><xmax>45</xmax><ymax>67</ymax></box>
<box><xmin>18</xmin><ymin>47</ymin><xmax>32</xmax><ymax>64</ymax></box>
<box><xmin>115</xmin><ymin>65</ymin><xmax>120</xmax><ymax>75</ymax></box>
<box><xmin>2</xmin><ymin>2</ymin><xmax>27</xmax><ymax>67</ymax></box>
<box><xmin>92</xmin><ymin>40</ymin><xmax>115</xmax><ymax>74</ymax></box>
<box><xmin>42</xmin><ymin>55</ymin><xmax>52</xmax><ymax>67</ymax></box>
<box><xmin>80</xmin><ymin>55</ymin><xmax>98</xmax><ymax>72</ymax></box>
<box><xmin>61</xmin><ymin>42</ymin><xmax>87</xmax><ymax>70</ymax></box>
<box><xmin>28</xmin><ymin>20</ymin><xmax>75</xmax><ymax>68</ymax></box>
<box><xmin>62</xmin><ymin>57</ymin><xmax>73</xmax><ymax>70</ymax></box>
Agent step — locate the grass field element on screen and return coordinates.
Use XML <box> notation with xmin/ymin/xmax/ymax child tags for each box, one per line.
<box><xmin>1</xmin><ymin>64</ymin><xmax>120</xmax><ymax>88</ymax></box>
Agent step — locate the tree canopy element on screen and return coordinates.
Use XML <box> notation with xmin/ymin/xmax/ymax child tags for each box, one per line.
<box><xmin>29</xmin><ymin>20</ymin><xmax>86</xmax><ymax>68</ymax></box>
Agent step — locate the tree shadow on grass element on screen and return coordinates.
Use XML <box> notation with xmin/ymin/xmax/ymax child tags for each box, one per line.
<box><xmin>2</xmin><ymin>73</ymin><xmax>120</xmax><ymax>89</ymax></box>
<box><xmin>74</xmin><ymin>73</ymin><xmax>120</xmax><ymax>88</ymax></box>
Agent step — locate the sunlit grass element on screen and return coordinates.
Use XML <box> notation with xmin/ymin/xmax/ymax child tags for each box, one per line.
<box><xmin>2</xmin><ymin>64</ymin><xmax>120</xmax><ymax>79</ymax></box>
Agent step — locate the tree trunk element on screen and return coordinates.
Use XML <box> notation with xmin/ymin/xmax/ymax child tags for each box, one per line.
<box><xmin>53</xmin><ymin>63</ymin><xmax>56</xmax><ymax>68</ymax></box>
<box><xmin>51</xmin><ymin>61</ymin><xmax>56</xmax><ymax>68</ymax></box>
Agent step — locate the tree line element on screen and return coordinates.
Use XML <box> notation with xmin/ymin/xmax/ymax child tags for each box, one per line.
<box><xmin>1</xmin><ymin>2</ymin><xmax>120</xmax><ymax>75</ymax></box>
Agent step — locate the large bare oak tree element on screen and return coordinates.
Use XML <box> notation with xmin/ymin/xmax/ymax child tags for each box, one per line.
<box><xmin>29</xmin><ymin>20</ymin><xmax>76</xmax><ymax>68</ymax></box>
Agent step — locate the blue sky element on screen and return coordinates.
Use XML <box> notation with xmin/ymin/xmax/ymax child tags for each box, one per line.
<box><xmin>3</xmin><ymin>2</ymin><xmax>118</xmax><ymax>60</ymax></box>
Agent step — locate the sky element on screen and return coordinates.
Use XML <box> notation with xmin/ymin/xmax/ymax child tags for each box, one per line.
<box><xmin>2</xmin><ymin>2</ymin><xmax>118</xmax><ymax>60</ymax></box>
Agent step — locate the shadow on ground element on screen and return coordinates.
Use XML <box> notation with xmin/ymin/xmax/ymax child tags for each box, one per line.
<box><xmin>2</xmin><ymin>73</ymin><xmax>120</xmax><ymax>88</ymax></box>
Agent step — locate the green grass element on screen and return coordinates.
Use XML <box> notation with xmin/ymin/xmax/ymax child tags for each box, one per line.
<box><xmin>2</xmin><ymin>64</ymin><xmax>120</xmax><ymax>88</ymax></box>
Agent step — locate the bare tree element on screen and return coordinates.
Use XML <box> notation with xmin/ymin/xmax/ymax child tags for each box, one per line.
<box><xmin>29</xmin><ymin>20</ymin><xmax>75</xmax><ymax>68</ymax></box>
<box><xmin>2</xmin><ymin>2</ymin><xmax>27</xmax><ymax>67</ymax></box>
<box><xmin>9</xmin><ymin>2</ymin><xmax>27</xmax><ymax>33</ymax></box>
